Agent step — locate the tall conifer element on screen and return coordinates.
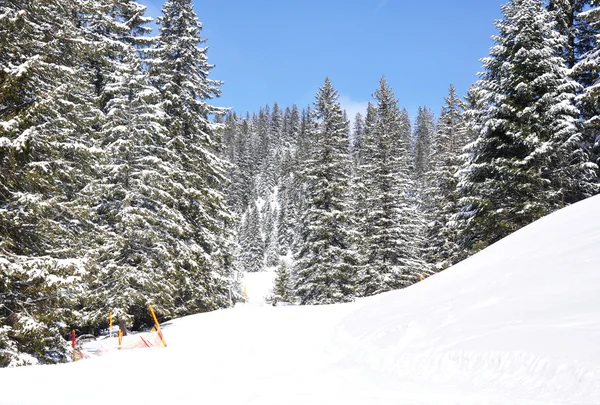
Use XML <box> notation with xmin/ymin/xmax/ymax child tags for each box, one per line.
<box><xmin>294</xmin><ymin>78</ymin><xmax>357</xmax><ymax>304</ymax></box>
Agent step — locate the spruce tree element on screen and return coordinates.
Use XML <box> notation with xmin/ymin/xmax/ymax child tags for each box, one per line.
<box><xmin>262</xmin><ymin>200</ymin><xmax>280</xmax><ymax>267</ymax></box>
<box><xmin>421</xmin><ymin>85</ymin><xmax>468</xmax><ymax>270</ymax></box>
<box><xmin>81</xmin><ymin>2</ymin><xmax>190</xmax><ymax>328</ymax></box>
<box><xmin>294</xmin><ymin>78</ymin><xmax>358</xmax><ymax>305</ymax></box>
<box><xmin>413</xmin><ymin>106</ymin><xmax>436</xmax><ymax>183</ymax></box>
<box><xmin>351</xmin><ymin>112</ymin><xmax>365</xmax><ymax>166</ymax></box>
<box><xmin>455</xmin><ymin>0</ymin><xmax>596</xmax><ymax>255</ymax></box>
<box><xmin>356</xmin><ymin>78</ymin><xmax>424</xmax><ymax>297</ymax></box>
<box><xmin>150</xmin><ymin>0</ymin><xmax>234</xmax><ymax>314</ymax></box>
<box><xmin>271</xmin><ymin>260</ymin><xmax>293</xmax><ymax>304</ymax></box>
<box><xmin>239</xmin><ymin>204</ymin><xmax>265</xmax><ymax>272</ymax></box>
<box><xmin>547</xmin><ymin>0</ymin><xmax>593</xmax><ymax>68</ymax></box>
<box><xmin>574</xmin><ymin>4</ymin><xmax>600</xmax><ymax>169</ymax></box>
<box><xmin>0</xmin><ymin>0</ymin><xmax>100</xmax><ymax>366</ymax></box>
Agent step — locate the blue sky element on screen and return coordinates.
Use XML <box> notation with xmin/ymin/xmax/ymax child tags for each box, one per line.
<box><xmin>140</xmin><ymin>0</ymin><xmax>505</xmax><ymax>122</ymax></box>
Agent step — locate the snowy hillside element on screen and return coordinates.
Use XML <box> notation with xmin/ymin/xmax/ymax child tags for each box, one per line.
<box><xmin>1</xmin><ymin>195</ymin><xmax>600</xmax><ymax>405</ymax></box>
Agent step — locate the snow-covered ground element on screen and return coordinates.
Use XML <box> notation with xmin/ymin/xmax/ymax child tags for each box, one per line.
<box><xmin>2</xmin><ymin>196</ymin><xmax>600</xmax><ymax>404</ymax></box>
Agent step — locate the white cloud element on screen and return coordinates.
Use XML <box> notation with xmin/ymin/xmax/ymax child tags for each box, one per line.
<box><xmin>339</xmin><ymin>95</ymin><xmax>369</xmax><ymax>128</ymax></box>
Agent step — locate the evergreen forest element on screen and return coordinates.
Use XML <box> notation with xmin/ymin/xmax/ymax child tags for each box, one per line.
<box><xmin>1</xmin><ymin>0</ymin><xmax>599</xmax><ymax>367</ymax></box>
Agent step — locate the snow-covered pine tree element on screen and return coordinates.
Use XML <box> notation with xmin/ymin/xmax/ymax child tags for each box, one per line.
<box><xmin>228</xmin><ymin>116</ymin><xmax>255</xmax><ymax>214</ymax></box>
<box><xmin>263</xmin><ymin>102</ymin><xmax>283</xmax><ymax>191</ymax></box>
<box><xmin>351</xmin><ymin>112</ymin><xmax>365</xmax><ymax>166</ymax></box>
<box><xmin>347</xmin><ymin>109</ymin><xmax>368</xmax><ymax>258</ymax></box>
<box><xmin>80</xmin><ymin>0</ymin><xmax>200</xmax><ymax>329</ymax></box>
<box><xmin>455</xmin><ymin>0</ymin><xmax>596</xmax><ymax>256</ymax></box>
<box><xmin>294</xmin><ymin>78</ymin><xmax>358</xmax><ymax>304</ymax></box>
<box><xmin>262</xmin><ymin>199</ymin><xmax>280</xmax><ymax>267</ymax></box>
<box><xmin>421</xmin><ymin>85</ymin><xmax>468</xmax><ymax>270</ymax></box>
<box><xmin>413</xmin><ymin>105</ymin><xmax>437</xmax><ymax>272</ymax></box>
<box><xmin>0</xmin><ymin>258</ymin><xmax>83</xmax><ymax>367</ymax></box>
<box><xmin>282</xmin><ymin>106</ymin><xmax>292</xmax><ymax>148</ymax></box>
<box><xmin>254</xmin><ymin>107</ymin><xmax>272</xmax><ymax>197</ymax></box>
<box><xmin>574</xmin><ymin>4</ymin><xmax>600</xmax><ymax>170</ymax></box>
<box><xmin>222</xmin><ymin>112</ymin><xmax>238</xmax><ymax>163</ymax></box>
<box><xmin>548</xmin><ymin>1</ymin><xmax>599</xmax><ymax>191</ymax></box>
<box><xmin>413</xmin><ymin>106</ymin><xmax>436</xmax><ymax>183</ymax></box>
<box><xmin>289</xmin><ymin>106</ymin><xmax>315</xmax><ymax>253</ymax></box>
<box><xmin>150</xmin><ymin>0</ymin><xmax>234</xmax><ymax>314</ymax></box>
<box><xmin>356</xmin><ymin>78</ymin><xmax>424</xmax><ymax>297</ymax></box>
<box><xmin>290</xmin><ymin>105</ymin><xmax>302</xmax><ymax>146</ymax></box>
<box><xmin>238</xmin><ymin>204</ymin><xmax>265</xmax><ymax>272</ymax></box>
<box><xmin>0</xmin><ymin>0</ymin><xmax>100</xmax><ymax>366</ymax></box>
<box><xmin>343</xmin><ymin>110</ymin><xmax>351</xmax><ymax>139</ymax></box>
<box><xmin>277</xmin><ymin>184</ymin><xmax>295</xmax><ymax>256</ymax></box>
<box><xmin>271</xmin><ymin>260</ymin><xmax>293</xmax><ymax>304</ymax></box>
<box><xmin>277</xmin><ymin>105</ymin><xmax>301</xmax><ymax>256</ymax></box>
<box><xmin>547</xmin><ymin>0</ymin><xmax>593</xmax><ymax>68</ymax></box>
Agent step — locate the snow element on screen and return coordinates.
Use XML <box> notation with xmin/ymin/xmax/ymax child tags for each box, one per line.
<box><xmin>2</xmin><ymin>195</ymin><xmax>600</xmax><ymax>404</ymax></box>
<box><xmin>238</xmin><ymin>269</ymin><xmax>276</xmax><ymax>306</ymax></box>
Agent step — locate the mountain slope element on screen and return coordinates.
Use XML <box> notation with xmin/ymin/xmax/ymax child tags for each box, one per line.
<box><xmin>1</xmin><ymin>196</ymin><xmax>599</xmax><ymax>405</ymax></box>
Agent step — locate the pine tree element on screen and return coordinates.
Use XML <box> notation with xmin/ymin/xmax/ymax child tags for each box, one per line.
<box><xmin>254</xmin><ymin>107</ymin><xmax>272</xmax><ymax>197</ymax></box>
<box><xmin>351</xmin><ymin>112</ymin><xmax>365</xmax><ymax>166</ymax></box>
<box><xmin>574</xmin><ymin>4</ymin><xmax>600</xmax><ymax>168</ymax></box>
<box><xmin>421</xmin><ymin>85</ymin><xmax>468</xmax><ymax>270</ymax></box>
<box><xmin>0</xmin><ymin>0</ymin><xmax>100</xmax><ymax>366</ymax></box>
<box><xmin>277</xmin><ymin>182</ymin><xmax>295</xmax><ymax>256</ymax></box>
<box><xmin>81</xmin><ymin>1</ymin><xmax>194</xmax><ymax>329</ymax></box>
<box><xmin>290</xmin><ymin>106</ymin><xmax>315</xmax><ymax>253</ymax></box>
<box><xmin>222</xmin><ymin>112</ymin><xmax>238</xmax><ymax>163</ymax></box>
<box><xmin>271</xmin><ymin>260</ymin><xmax>293</xmax><ymax>304</ymax></box>
<box><xmin>413</xmin><ymin>106</ymin><xmax>436</xmax><ymax>182</ymax></box>
<box><xmin>547</xmin><ymin>0</ymin><xmax>593</xmax><ymax>68</ymax></box>
<box><xmin>455</xmin><ymin>0</ymin><xmax>596</xmax><ymax>255</ymax></box>
<box><xmin>239</xmin><ymin>204</ymin><xmax>265</xmax><ymax>272</ymax></box>
<box><xmin>294</xmin><ymin>78</ymin><xmax>358</xmax><ymax>304</ymax></box>
<box><xmin>262</xmin><ymin>200</ymin><xmax>280</xmax><ymax>267</ymax></box>
<box><xmin>228</xmin><ymin>116</ymin><xmax>254</xmax><ymax>214</ymax></box>
<box><xmin>0</xmin><ymin>258</ymin><xmax>83</xmax><ymax>367</ymax></box>
<box><xmin>150</xmin><ymin>0</ymin><xmax>234</xmax><ymax>314</ymax></box>
<box><xmin>263</xmin><ymin>102</ymin><xmax>283</xmax><ymax>190</ymax></box>
<box><xmin>356</xmin><ymin>78</ymin><xmax>424</xmax><ymax>297</ymax></box>
<box><xmin>276</xmin><ymin>105</ymin><xmax>301</xmax><ymax>257</ymax></box>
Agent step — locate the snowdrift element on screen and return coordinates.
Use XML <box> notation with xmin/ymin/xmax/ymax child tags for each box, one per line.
<box><xmin>335</xmin><ymin>194</ymin><xmax>600</xmax><ymax>404</ymax></box>
<box><xmin>1</xmin><ymin>196</ymin><xmax>599</xmax><ymax>405</ymax></box>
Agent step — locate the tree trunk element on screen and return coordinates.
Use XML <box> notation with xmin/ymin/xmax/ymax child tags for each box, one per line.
<box><xmin>118</xmin><ymin>320</ymin><xmax>128</xmax><ymax>336</ymax></box>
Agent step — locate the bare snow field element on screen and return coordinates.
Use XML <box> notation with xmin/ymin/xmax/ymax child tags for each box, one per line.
<box><xmin>1</xmin><ymin>195</ymin><xmax>600</xmax><ymax>405</ymax></box>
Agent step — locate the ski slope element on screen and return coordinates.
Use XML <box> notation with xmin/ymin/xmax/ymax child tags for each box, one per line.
<box><xmin>1</xmin><ymin>196</ymin><xmax>600</xmax><ymax>404</ymax></box>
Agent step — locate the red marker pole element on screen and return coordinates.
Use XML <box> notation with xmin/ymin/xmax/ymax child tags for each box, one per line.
<box><xmin>71</xmin><ymin>330</ymin><xmax>76</xmax><ymax>361</ymax></box>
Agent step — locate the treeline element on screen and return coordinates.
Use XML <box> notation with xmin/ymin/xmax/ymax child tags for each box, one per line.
<box><xmin>0</xmin><ymin>0</ymin><xmax>235</xmax><ymax>367</ymax></box>
<box><xmin>224</xmin><ymin>0</ymin><xmax>600</xmax><ymax>304</ymax></box>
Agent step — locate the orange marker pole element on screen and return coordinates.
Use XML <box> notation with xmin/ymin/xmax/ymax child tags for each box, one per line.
<box><xmin>419</xmin><ymin>274</ymin><xmax>423</xmax><ymax>281</ymax></box>
<box><xmin>118</xmin><ymin>330</ymin><xmax>122</xmax><ymax>348</ymax></box>
<box><xmin>109</xmin><ymin>312</ymin><xmax>113</xmax><ymax>340</ymax></box>
<box><xmin>149</xmin><ymin>305</ymin><xmax>167</xmax><ymax>347</ymax></box>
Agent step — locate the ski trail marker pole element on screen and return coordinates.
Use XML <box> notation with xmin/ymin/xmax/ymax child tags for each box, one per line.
<box><xmin>149</xmin><ymin>305</ymin><xmax>167</xmax><ymax>347</ymax></box>
<box><xmin>71</xmin><ymin>330</ymin><xmax>76</xmax><ymax>361</ymax></box>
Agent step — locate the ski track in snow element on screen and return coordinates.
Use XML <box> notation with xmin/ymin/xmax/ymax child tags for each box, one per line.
<box><xmin>2</xmin><ymin>196</ymin><xmax>600</xmax><ymax>404</ymax></box>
